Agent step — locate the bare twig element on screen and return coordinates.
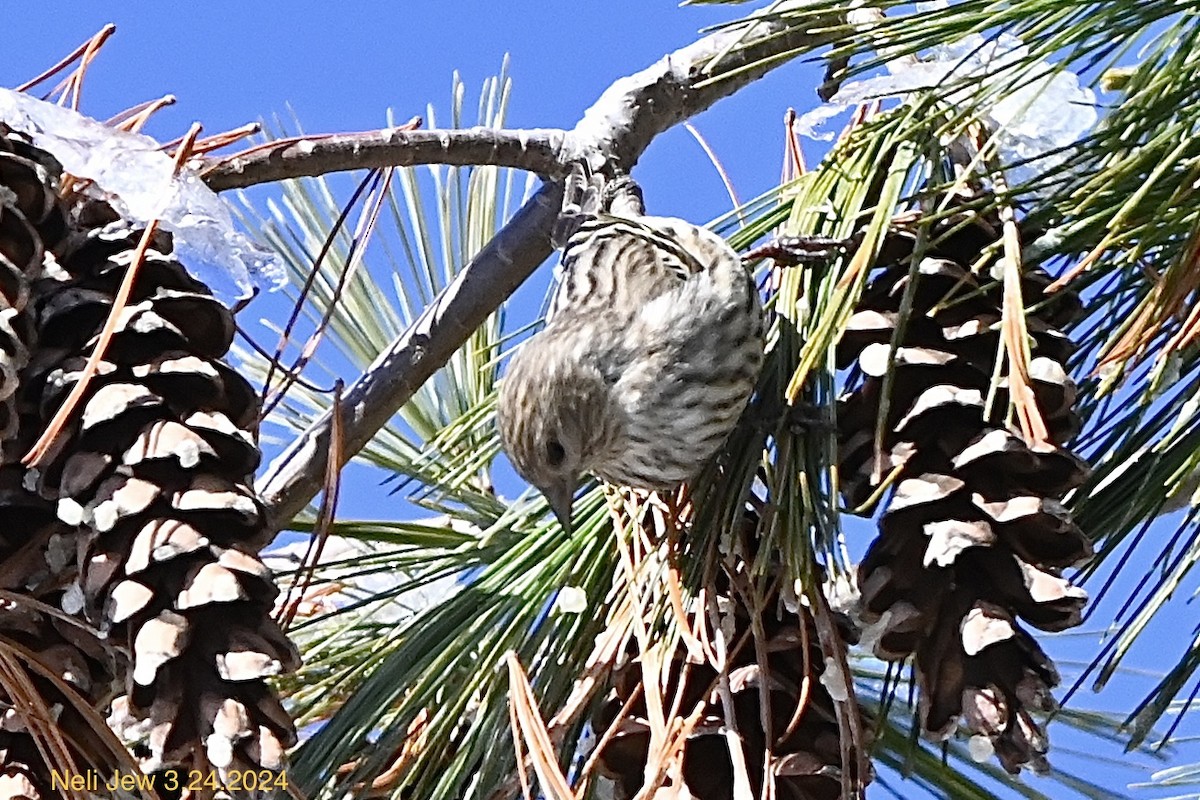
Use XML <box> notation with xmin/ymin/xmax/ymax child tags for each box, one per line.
<box><xmin>255</xmin><ymin>4</ymin><xmax>845</xmax><ymax>528</ymax></box>
<box><xmin>202</xmin><ymin>127</ymin><xmax>573</xmax><ymax>189</ymax></box>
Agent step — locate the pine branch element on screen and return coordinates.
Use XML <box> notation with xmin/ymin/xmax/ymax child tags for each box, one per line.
<box><xmin>253</xmin><ymin>3</ymin><xmax>845</xmax><ymax>528</ymax></box>
<box><xmin>258</xmin><ymin>181</ymin><xmax>561</xmax><ymax>528</ymax></box>
<box><xmin>201</xmin><ymin>128</ymin><xmax>572</xmax><ymax>190</ymax></box>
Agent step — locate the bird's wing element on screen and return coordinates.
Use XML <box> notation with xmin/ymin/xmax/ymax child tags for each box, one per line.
<box><xmin>546</xmin><ymin>214</ymin><xmax>702</xmax><ymax>323</ymax></box>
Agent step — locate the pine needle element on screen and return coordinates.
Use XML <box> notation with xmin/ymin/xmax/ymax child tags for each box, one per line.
<box><xmin>277</xmin><ymin>380</ymin><xmax>344</xmax><ymax>631</ymax></box>
<box><xmin>107</xmin><ymin>94</ymin><xmax>176</xmax><ymax>133</ymax></box>
<box><xmin>16</xmin><ymin>24</ymin><xmax>116</xmax><ymax>95</ymax></box>
<box><xmin>505</xmin><ymin>652</ymin><xmax>574</xmax><ymax>800</ymax></box>
<box><xmin>998</xmin><ymin>196</ymin><xmax>1050</xmax><ymax>445</ymax></box>
<box><xmin>684</xmin><ymin>121</ymin><xmax>743</xmax><ymax>218</ymax></box>
<box><xmin>1101</xmin><ymin>220</ymin><xmax>1200</xmax><ymax>374</ymax></box>
<box><xmin>782</xmin><ymin>108</ymin><xmax>807</xmax><ymax>183</ymax></box>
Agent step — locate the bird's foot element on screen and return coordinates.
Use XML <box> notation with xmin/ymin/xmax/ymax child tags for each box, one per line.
<box><xmin>744</xmin><ymin>234</ymin><xmax>851</xmax><ymax>266</ymax></box>
<box><xmin>553</xmin><ymin>161</ymin><xmax>605</xmax><ymax>248</ymax></box>
<box><xmin>554</xmin><ymin>166</ymin><xmax>647</xmax><ymax>247</ymax></box>
<box><xmin>750</xmin><ymin>398</ymin><xmax>836</xmax><ymax>436</ymax></box>
<box><xmin>601</xmin><ymin>174</ymin><xmax>644</xmax><ymax>216</ymax></box>
<box><xmin>786</xmin><ymin>401</ymin><xmax>837</xmax><ymax>436</ymax></box>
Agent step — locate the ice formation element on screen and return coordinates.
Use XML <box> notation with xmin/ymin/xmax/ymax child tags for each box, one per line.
<box><xmin>796</xmin><ymin>23</ymin><xmax>1097</xmax><ymax>193</ymax></box>
<box><xmin>0</xmin><ymin>88</ymin><xmax>284</xmax><ymax>306</ymax></box>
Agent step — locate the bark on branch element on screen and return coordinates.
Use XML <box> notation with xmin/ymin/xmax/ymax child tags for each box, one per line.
<box><xmin>251</xmin><ymin>5</ymin><xmax>844</xmax><ymax>526</ymax></box>
<box><xmin>202</xmin><ymin>128</ymin><xmax>572</xmax><ymax>191</ymax></box>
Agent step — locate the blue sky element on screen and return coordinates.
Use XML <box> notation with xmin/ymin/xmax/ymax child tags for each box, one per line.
<box><xmin>4</xmin><ymin>3</ymin><xmax>1199</xmax><ymax>799</ymax></box>
<box><xmin>1</xmin><ymin>2</ymin><xmax>812</xmax><ymax>224</ymax></box>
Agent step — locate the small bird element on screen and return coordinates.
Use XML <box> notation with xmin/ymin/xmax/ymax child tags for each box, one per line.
<box><xmin>497</xmin><ymin>177</ymin><xmax>765</xmax><ymax>532</ymax></box>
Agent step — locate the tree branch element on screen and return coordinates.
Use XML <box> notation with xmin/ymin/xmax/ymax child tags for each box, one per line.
<box><xmin>571</xmin><ymin>12</ymin><xmax>842</xmax><ymax>172</ymax></box>
<box><xmin>202</xmin><ymin>127</ymin><xmax>572</xmax><ymax>191</ymax></box>
<box><xmin>254</xmin><ymin>4</ymin><xmax>844</xmax><ymax>526</ymax></box>
<box><xmin>258</xmin><ymin>182</ymin><xmax>561</xmax><ymax>526</ymax></box>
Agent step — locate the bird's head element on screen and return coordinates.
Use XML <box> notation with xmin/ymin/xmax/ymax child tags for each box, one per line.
<box><xmin>497</xmin><ymin>321</ymin><xmax>618</xmax><ymax>534</ymax></box>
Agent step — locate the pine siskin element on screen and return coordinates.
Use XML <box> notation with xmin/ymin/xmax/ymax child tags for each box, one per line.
<box><xmin>497</xmin><ymin>180</ymin><xmax>765</xmax><ymax>531</ymax></box>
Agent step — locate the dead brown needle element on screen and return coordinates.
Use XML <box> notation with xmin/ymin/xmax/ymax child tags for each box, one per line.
<box><xmin>23</xmin><ymin>123</ymin><xmax>204</xmax><ymax>468</ymax></box>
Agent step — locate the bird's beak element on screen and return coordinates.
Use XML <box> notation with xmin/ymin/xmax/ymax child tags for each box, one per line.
<box><xmin>547</xmin><ymin>483</ymin><xmax>577</xmax><ymax>535</ymax></box>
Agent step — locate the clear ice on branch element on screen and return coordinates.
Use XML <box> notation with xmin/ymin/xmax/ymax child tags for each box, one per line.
<box><xmin>0</xmin><ymin>87</ymin><xmax>284</xmax><ymax>306</ymax></box>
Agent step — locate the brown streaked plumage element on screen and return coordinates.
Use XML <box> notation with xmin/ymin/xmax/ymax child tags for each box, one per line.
<box><xmin>497</xmin><ymin>199</ymin><xmax>764</xmax><ymax>532</ymax></box>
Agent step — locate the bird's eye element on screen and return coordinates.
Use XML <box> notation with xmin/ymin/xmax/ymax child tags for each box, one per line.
<box><xmin>545</xmin><ymin>439</ymin><xmax>566</xmax><ymax>467</ymax></box>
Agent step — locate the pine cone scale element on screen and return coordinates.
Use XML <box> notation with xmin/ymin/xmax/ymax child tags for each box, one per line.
<box><xmin>838</xmin><ymin>211</ymin><xmax>1089</xmax><ymax>773</ymax></box>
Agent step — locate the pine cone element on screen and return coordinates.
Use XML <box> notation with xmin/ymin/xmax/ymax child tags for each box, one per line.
<box><xmin>0</xmin><ymin>127</ymin><xmax>122</xmax><ymax>800</ymax></box>
<box><xmin>0</xmin><ymin>126</ymin><xmax>65</xmax><ymax>444</ymax></box>
<box><xmin>836</xmin><ymin>211</ymin><xmax>1090</xmax><ymax>773</ymax></box>
<box><xmin>23</xmin><ymin>204</ymin><xmax>298</xmax><ymax>780</ymax></box>
<box><xmin>592</xmin><ymin>526</ymin><xmax>869</xmax><ymax>799</ymax></box>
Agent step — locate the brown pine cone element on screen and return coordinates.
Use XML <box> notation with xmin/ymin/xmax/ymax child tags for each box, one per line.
<box><xmin>24</xmin><ymin>207</ymin><xmax>297</xmax><ymax>783</ymax></box>
<box><xmin>836</xmin><ymin>210</ymin><xmax>1089</xmax><ymax>773</ymax></box>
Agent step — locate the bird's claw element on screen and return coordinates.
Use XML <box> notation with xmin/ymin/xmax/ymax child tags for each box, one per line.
<box><xmin>554</xmin><ymin>164</ymin><xmax>646</xmax><ymax>248</ymax></box>
<box><xmin>743</xmin><ymin>234</ymin><xmax>851</xmax><ymax>266</ymax></box>
<box><xmin>553</xmin><ymin>162</ymin><xmax>602</xmax><ymax>248</ymax></box>
<box><xmin>602</xmin><ymin>175</ymin><xmax>644</xmax><ymax>216</ymax></box>
<box><xmin>786</xmin><ymin>401</ymin><xmax>837</xmax><ymax>436</ymax></box>
<box><xmin>750</xmin><ymin>398</ymin><xmax>836</xmax><ymax>436</ymax></box>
